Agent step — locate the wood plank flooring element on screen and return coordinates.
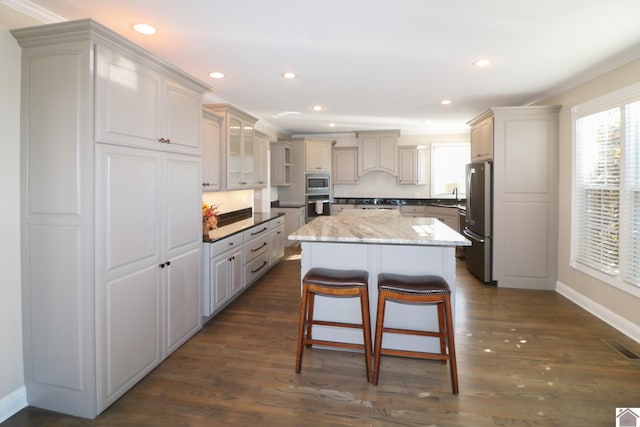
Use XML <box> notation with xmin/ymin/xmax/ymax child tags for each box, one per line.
<box><xmin>5</xmin><ymin>248</ymin><xmax>640</xmax><ymax>426</ymax></box>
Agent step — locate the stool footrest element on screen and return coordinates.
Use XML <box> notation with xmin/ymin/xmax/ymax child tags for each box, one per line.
<box><xmin>382</xmin><ymin>326</ymin><xmax>441</xmax><ymax>338</ymax></box>
<box><xmin>311</xmin><ymin>320</ymin><xmax>366</xmax><ymax>330</ymax></box>
<box><xmin>379</xmin><ymin>347</ymin><xmax>448</xmax><ymax>361</ymax></box>
<box><xmin>304</xmin><ymin>338</ymin><xmax>366</xmax><ymax>351</ymax></box>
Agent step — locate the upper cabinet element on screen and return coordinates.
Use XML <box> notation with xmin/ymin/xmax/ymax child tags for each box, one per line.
<box><xmin>95</xmin><ymin>44</ymin><xmax>203</xmax><ymax>155</ymax></box>
<box><xmin>397</xmin><ymin>145</ymin><xmax>427</xmax><ymax>185</ymax></box>
<box><xmin>332</xmin><ymin>147</ymin><xmax>358</xmax><ymax>184</ymax></box>
<box><xmin>357</xmin><ymin>130</ymin><xmax>399</xmax><ymax>176</ymax></box>
<box><xmin>205</xmin><ymin>104</ymin><xmax>259</xmax><ymax>190</ymax></box>
<box><xmin>271</xmin><ymin>142</ymin><xmax>292</xmax><ymax>186</ymax></box>
<box><xmin>254</xmin><ymin>130</ymin><xmax>269</xmax><ymax>188</ymax></box>
<box><xmin>305</xmin><ymin>139</ymin><xmax>332</xmax><ymax>172</ymax></box>
<box><xmin>469</xmin><ymin>115</ymin><xmax>494</xmax><ymax>161</ymax></box>
<box><xmin>201</xmin><ymin>110</ymin><xmax>223</xmax><ymax>191</ymax></box>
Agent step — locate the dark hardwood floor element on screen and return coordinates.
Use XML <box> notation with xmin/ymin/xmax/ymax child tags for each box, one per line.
<box><xmin>5</xmin><ymin>248</ymin><xmax>640</xmax><ymax>426</ymax></box>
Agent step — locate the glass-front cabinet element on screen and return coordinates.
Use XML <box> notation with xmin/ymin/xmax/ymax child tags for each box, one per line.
<box><xmin>205</xmin><ymin>104</ymin><xmax>258</xmax><ymax>190</ymax></box>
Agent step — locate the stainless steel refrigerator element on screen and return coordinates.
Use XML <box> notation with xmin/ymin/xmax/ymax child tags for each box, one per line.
<box><xmin>463</xmin><ymin>161</ymin><xmax>494</xmax><ymax>283</ymax></box>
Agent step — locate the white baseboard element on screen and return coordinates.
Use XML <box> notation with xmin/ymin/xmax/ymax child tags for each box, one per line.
<box><xmin>556</xmin><ymin>281</ymin><xmax>640</xmax><ymax>344</ymax></box>
<box><xmin>0</xmin><ymin>386</ymin><xmax>27</xmax><ymax>424</ymax></box>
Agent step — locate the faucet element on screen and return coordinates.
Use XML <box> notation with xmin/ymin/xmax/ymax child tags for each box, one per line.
<box><xmin>452</xmin><ymin>187</ymin><xmax>459</xmax><ymax>203</ymax></box>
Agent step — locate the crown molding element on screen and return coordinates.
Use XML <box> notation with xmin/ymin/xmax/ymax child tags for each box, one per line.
<box><xmin>0</xmin><ymin>0</ymin><xmax>66</xmax><ymax>24</ymax></box>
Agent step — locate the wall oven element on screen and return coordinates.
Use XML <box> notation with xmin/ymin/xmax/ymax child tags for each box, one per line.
<box><xmin>305</xmin><ymin>194</ymin><xmax>331</xmax><ymax>222</ymax></box>
<box><xmin>305</xmin><ymin>173</ymin><xmax>330</xmax><ymax>195</ymax></box>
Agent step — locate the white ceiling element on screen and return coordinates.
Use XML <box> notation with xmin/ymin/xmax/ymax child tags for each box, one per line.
<box><xmin>4</xmin><ymin>0</ymin><xmax>640</xmax><ymax>135</ymax></box>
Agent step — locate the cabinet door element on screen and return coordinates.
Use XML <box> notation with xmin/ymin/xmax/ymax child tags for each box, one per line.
<box><xmin>202</xmin><ymin>112</ymin><xmax>222</xmax><ymax>190</ymax></box>
<box><xmin>164</xmin><ymin>154</ymin><xmax>202</xmax><ymax>256</ymax></box>
<box><xmin>378</xmin><ymin>136</ymin><xmax>398</xmax><ymax>175</ymax></box>
<box><xmin>96</xmin><ymin>145</ymin><xmax>162</xmax><ymax>406</ymax></box>
<box><xmin>229</xmin><ymin>247</ymin><xmax>244</xmax><ymax>296</ymax></box>
<box><xmin>165</xmin><ymin>247</ymin><xmax>201</xmax><ymax>355</ymax></box>
<box><xmin>306</xmin><ymin>140</ymin><xmax>331</xmax><ymax>172</ymax></box>
<box><xmin>163</xmin><ymin>78</ymin><xmax>202</xmax><ymax>155</ymax></box>
<box><xmin>270</xmin><ymin>226</ymin><xmax>285</xmax><ymax>264</ymax></box>
<box><xmin>397</xmin><ymin>148</ymin><xmax>416</xmax><ymax>184</ymax></box>
<box><xmin>358</xmin><ymin>137</ymin><xmax>378</xmax><ymax>175</ymax></box>
<box><xmin>227</xmin><ymin>117</ymin><xmax>243</xmax><ymax>189</ymax></box>
<box><xmin>471</xmin><ymin>116</ymin><xmax>494</xmax><ymax>161</ymax></box>
<box><xmin>242</xmin><ymin>123</ymin><xmax>255</xmax><ymax>186</ymax></box>
<box><xmin>271</xmin><ymin>144</ymin><xmax>291</xmax><ymax>186</ymax></box>
<box><xmin>212</xmin><ymin>253</ymin><xmax>231</xmax><ymax>312</ymax></box>
<box><xmin>333</xmin><ymin>147</ymin><xmax>358</xmax><ymax>184</ymax></box>
<box><xmin>95</xmin><ymin>45</ymin><xmax>162</xmax><ymax>150</ymax></box>
<box><xmin>254</xmin><ymin>134</ymin><xmax>268</xmax><ymax>187</ymax></box>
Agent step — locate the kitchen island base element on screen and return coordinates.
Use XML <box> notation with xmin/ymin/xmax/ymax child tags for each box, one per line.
<box><xmin>299</xmin><ymin>241</ymin><xmax>457</xmax><ymax>354</ymax></box>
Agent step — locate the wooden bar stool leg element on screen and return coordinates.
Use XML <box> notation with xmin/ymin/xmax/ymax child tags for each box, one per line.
<box><xmin>305</xmin><ymin>292</ymin><xmax>315</xmax><ymax>348</ymax></box>
<box><xmin>444</xmin><ymin>295</ymin><xmax>459</xmax><ymax>394</ymax></box>
<box><xmin>359</xmin><ymin>287</ymin><xmax>373</xmax><ymax>382</ymax></box>
<box><xmin>295</xmin><ymin>284</ymin><xmax>310</xmax><ymax>374</ymax></box>
<box><xmin>437</xmin><ymin>303</ymin><xmax>447</xmax><ymax>365</ymax></box>
<box><xmin>372</xmin><ymin>290</ymin><xmax>387</xmax><ymax>385</ymax></box>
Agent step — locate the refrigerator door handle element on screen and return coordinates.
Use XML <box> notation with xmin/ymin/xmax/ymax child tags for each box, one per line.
<box><xmin>463</xmin><ymin>228</ymin><xmax>485</xmax><ymax>243</ymax></box>
<box><xmin>466</xmin><ymin>167</ymin><xmax>475</xmax><ymax>223</ymax></box>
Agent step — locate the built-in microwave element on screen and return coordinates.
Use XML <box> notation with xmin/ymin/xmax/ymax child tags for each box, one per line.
<box><xmin>305</xmin><ymin>173</ymin><xmax>330</xmax><ymax>194</ymax></box>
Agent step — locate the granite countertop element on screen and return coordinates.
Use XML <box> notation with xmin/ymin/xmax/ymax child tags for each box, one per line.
<box><xmin>289</xmin><ymin>209</ymin><xmax>470</xmax><ymax>246</ymax></box>
<box><xmin>204</xmin><ymin>212</ymin><xmax>283</xmax><ymax>243</ymax></box>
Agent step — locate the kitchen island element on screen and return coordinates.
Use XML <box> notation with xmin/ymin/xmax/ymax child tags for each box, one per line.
<box><xmin>289</xmin><ymin>209</ymin><xmax>470</xmax><ymax>353</ymax></box>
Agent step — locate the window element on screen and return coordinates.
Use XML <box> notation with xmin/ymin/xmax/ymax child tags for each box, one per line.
<box><xmin>572</xmin><ymin>83</ymin><xmax>640</xmax><ymax>296</ymax></box>
<box><xmin>431</xmin><ymin>143</ymin><xmax>470</xmax><ymax>198</ymax></box>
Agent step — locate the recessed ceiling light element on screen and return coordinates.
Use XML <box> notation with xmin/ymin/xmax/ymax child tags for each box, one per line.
<box><xmin>132</xmin><ymin>23</ymin><xmax>156</xmax><ymax>35</ymax></box>
<box><xmin>328</xmin><ymin>123</ymin><xmax>336</xmax><ymax>128</ymax></box>
<box><xmin>441</xmin><ymin>99</ymin><xmax>452</xmax><ymax>105</ymax></box>
<box><xmin>209</xmin><ymin>71</ymin><xmax>225</xmax><ymax>79</ymax></box>
<box><xmin>282</xmin><ymin>72</ymin><xmax>297</xmax><ymax>79</ymax></box>
<box><xmin>312</xmin><ymin>105</ymin><xmax>323</xmax><ymax>111</ymax></box>
<box><xmin>472</xmin><ymin>58</ymin><xmax>491</xmax><ymax>68</ymax></box>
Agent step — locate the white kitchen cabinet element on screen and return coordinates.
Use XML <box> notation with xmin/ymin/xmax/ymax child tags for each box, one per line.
<box><xmin>201</xmin><ymin>110</ymin><xmax>223</xmax><ymax>191</ymax></box>
<box><xmin>202</xmin><ymin>233</ymin><xmax>244</xmax><ymax>316</ymax></box>
<box><xmin>397</xmin><ymin>145</ymin><xmax>427</xmax><ymax>185</ymax></box>
<box><xmin>469</xmin><ymin>115</ymin><xmax>494</xmax><ymax>161</ymax></box>
<box><xmin>426</xmin><ymin>206</ymin><xmax>460</xmax><ymax>231</ymax></box>
<box><xmin>331</xmin><ymin>203</ymin><xmax>356</xmax><ymax>215</ymax></box>
<box><xmin>269</xmin><ymin>216</ymin><xmax>286</xmax><ymax>265</ymax></box>
<box><xmin>468</xmin><ymin>106</ymin><xmax>560</xmax><ymax>290</ymax></box>
<box><xmin>243</xmin><ymin>223</ymin><xmax>271</xmax><ymax>286</ymax></box>
<box><xmin>357</xmin><ymin>130</ymin><xmax>399</xmax><ymax>176</ymax></box>
<box><xmin>271</xmin><ymin>142</ymin><xmax>292</xmax><ymax>186</ymax></box>
<box><xmin>272</xmin><ymin>206</ymin><xmax>306</xmax><ymax>246</ymax></box>
<box><xmin>12</xmin><ymin>19</ymin><xmax>209</xmax><ymax>419</ymax></box>
<box><xmin>206</xmin><ymin>104</ymin><xmax>259</xmax><ymax>190</ymax></box>
<box><xmin>95</xmin><ymin>45</ymin><xmax>202</xmax><ymax>155</ymax></box>
<box><xmin>333</xmin><ymin>147</ymin><xmax>358</xmax><ymax>184</ymax></box>
<box><xmin>399</xmin><ymin>205</ymin><xmax>427</xmax><ymax>217</ymax></box>
<box><xmin>305</xmin><ymin>139</ymin><xmax>333</xmax><ymax>172</ymax></box>
<box><xmin>254</xmin><ymin>131</ymin><xmax>269</xmax><ymax>188</ymax></box>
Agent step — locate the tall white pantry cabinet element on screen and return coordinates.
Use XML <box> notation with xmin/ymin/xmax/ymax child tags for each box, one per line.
<box><xmin>12</xmin><ymin>19</ymin><xmax>210</xmax><ymax>418</ymax></box>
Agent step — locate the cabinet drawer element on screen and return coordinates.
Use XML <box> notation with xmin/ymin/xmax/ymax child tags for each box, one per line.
<box><xmin>243</xmin><ymin>223</ymin><xmax>269</xmax><ymax>240</ymax></box>
<box><xmin>244</xmin><ymin>252</ymin><xmax>270</xmax><ymax>286</ymax></box>
<box><xmin>244</xmin><ymin>234</ymin><xmax>269</xmax><ymax>263</ymax></box>
<box><xmin>270</xmin><ymin>216</ymin><xmax>285</xmax><ymax>229</ymax></box>
<box><xmin>210</xmin><ymin>233</ymin><xmax>244</xmax><ymax>257</ymax></box>
<box><xmin>400</xmin><ymin>206</ymin><xmax>426</xmax><ymax>214</ymax></box>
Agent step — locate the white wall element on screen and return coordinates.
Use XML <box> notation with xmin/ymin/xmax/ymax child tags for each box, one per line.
<box><xmin>0</xmin><ymin>29</ymin><xmax>26</xmax><ymax>420</ymax></box>
<box><xmin>333</xmin><ymin>133</ymin><xmax>469</xmax><ymax>199</ymax></box>
<box><xmin>545</xmin><ymin>58</ymin><xmax>640</xmax><ymax>342</ymax></box>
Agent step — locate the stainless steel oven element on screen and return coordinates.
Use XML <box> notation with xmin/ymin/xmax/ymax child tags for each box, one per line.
<box><xmin>305</xmin><ymin>194</ymin><xmax>331</xmax><ymax>222</ymax></box>
<box><xmin>305</xmin><ymin>173</ymin><xmax>330</xmax><ymax>195</ymax></box>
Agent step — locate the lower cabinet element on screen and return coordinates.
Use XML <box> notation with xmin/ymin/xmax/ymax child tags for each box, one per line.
<box><xmin>202</xmin><ymin>215</ymin><xmax>285</xmax><ymax>319</ymax></box>
<box><xmin>426</xmin><ymin>206</ymin><xmax>461</xmax><ymax>231</ymax></box>
<box><xmin>271</xmin><ymin>206</ymin><xmax>306</xmax><ymax>247</ymax></box>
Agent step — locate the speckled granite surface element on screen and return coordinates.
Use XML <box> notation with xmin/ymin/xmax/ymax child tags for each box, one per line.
<box><xmin>289</xmin><ymin>209</ymin><xmax>470</xmax><ymax>246</ymax></box>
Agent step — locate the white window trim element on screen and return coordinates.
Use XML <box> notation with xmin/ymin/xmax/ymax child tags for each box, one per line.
<box><xmin>570</xmin><ymin>81</ymin><xmax>640</xmax><ymax>299</ymax></box>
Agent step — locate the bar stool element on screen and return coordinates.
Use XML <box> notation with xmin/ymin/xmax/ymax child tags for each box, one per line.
<box><xmin>295</xmin><ymin>267</ymin><xmax>373</xmax><ymax>382</ymax></box>
<box><xmin>372</xmin><ymin>273</ymin><xmax>458</xmax><ymax>394</ymax></box>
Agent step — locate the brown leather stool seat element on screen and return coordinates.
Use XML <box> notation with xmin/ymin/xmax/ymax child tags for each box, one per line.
<box><xmin>295</xmin><ymin>267</ymin><xmax>373</xmax><ymax>382</ymax></box>
<box><xmin>373</xmin><ymin>273</ymin><xmax>458</xmax><ymax>394</ymax></box>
